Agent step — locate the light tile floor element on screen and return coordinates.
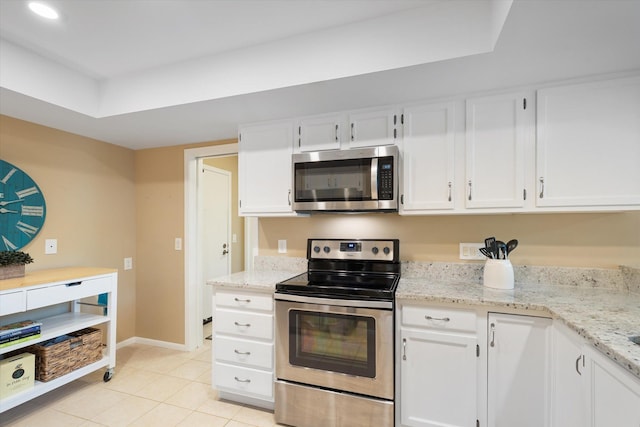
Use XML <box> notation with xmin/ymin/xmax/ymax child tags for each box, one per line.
<box><xmin>0</xmin><ymin>325</ymin><xmax>284</xmax><ymax>427</ymax></box>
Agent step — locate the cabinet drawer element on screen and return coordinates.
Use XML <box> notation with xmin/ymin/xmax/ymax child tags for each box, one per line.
<box><xmin>26</xmin><ymin>276</ymin><xmax>112</xmax><ymax>310</ymax></box>
<box><xmin>402</xmin><ymin>305</ymin><xmax>476</xmax><ymax>333</ymax></box>
<box><xmin>215</xmin><ymin>309</ymin><xmax>273</xmax><ymax>340</ymax></box>
<box><xmin>215</xmin><ymin>336</ymin><xmax>273</xmax><ymax>370</ymax></box>
<box><xmin>216</xmin><ymin>291</ymin><xmax>273</xmax><ymax>311</ymax></box>
<box><xmin>214</xmin><ymin>362</ymin><xmax>273</xmax><ymax>399</ymax></box>
<box><xmin>0</xmin><ymin>290</ymin><xmax>26</xmax><ymax>316</ymax></box>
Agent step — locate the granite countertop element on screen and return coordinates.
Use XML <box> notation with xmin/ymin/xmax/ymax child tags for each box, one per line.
<box><xmin>206</xmin><ymin>256</ymin><xmax>640</xmax><ymax>380</ymax></box>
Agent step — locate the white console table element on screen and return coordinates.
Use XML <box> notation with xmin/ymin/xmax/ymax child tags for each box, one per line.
<box><xmin>0</xmin><ymin>267</ymin><xmax>118</xmax><ymax>412</ymax></box>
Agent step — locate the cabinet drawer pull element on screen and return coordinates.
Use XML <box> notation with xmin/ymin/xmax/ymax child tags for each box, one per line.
<box><xmin>65</xmin><ymin>281</ymin><xmax>82</xmax><ymax>287</ymax></box>
<box><xmin>234</xmin><ymin>376</ymin><xmax>251</xmax><ymax>383</ymax></box>
<box><xmin>575</xmin><ymin>354</ymin><xmax>584</xmax><ymax>375</ymax></box>
<box><xmin>234</xmin><ymin>297</ymin><xmax>251</xmax><ymax>303</ymax></box>
<box><xmin>425</xmin><ymin>315</ymin><xmax>450</xmax><ymax>322</ymax></box>
<box><xmin>234</xmin><ymin>322</ymin><xmax>251</xmax><ymax>327</ymax></box>
<box><xmin>490</xmin><ymin>322</ymin><xmax>496</xmax><ymax>347</ymax></box>
<box><xmin>234</xmin><ymin>349</ymin><xmax>251</xmax><ymax>356</ymax></box>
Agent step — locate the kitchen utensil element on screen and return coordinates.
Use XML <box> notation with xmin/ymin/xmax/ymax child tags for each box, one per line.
<box><xmin>506</xmin><ymin>239</ymin><xmax>518</xmax><ymax>257</ymax></box>
<box><xmin>484</xmin><ymin>237</ymin><xmax>496</xmax><ymax>259</ymax></box>
<box><xmin>479</xmin><ymin>247</ymin><xmax>492</xmax><ymax>258</ymax></box>
<box><xmin>496</xmin><ymin>241</ymin><xmax>507</xmax><ymax>259</ymax></box>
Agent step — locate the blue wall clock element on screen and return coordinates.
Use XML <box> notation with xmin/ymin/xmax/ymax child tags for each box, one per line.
<box><xmin>0</xmin><ymin>160</ymin><xmax>47</xmax><ymax>251</ymax></box>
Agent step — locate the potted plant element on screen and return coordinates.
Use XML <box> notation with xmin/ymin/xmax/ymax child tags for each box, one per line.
<box><xmin>0</xmin><ymin>251</ymin><xmax>34</xmax><ymax>280</ymax></box>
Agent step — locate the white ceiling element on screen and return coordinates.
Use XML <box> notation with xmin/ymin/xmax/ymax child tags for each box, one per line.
<box><xmin>1</xmin><ymin>0</ymin><xmax>639</xmax><ymax>150</ymax></box>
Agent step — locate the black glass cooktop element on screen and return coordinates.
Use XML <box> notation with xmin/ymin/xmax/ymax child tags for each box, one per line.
<box><xmin>276</xmin><ymin>270</ymin><xmax>400</xmax><ymax>301</ymax></box>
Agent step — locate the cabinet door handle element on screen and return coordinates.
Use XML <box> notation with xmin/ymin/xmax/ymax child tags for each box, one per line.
<box><xmin>425</xmin><ymin>315</ymin><xmax>450</xmax><ymax>322</ymax></box>
<box><xmin>448</xmin><ymin>182</ymin><xmax>452</xmax><ymax>202</ymax></box>
<box><xmin>288</xmin><ymin>189</ymin><xmax>292</xmax><ymax>206</ymax></box>
<box><xmin>351</xmin><ymin>123</ymin><xmax>355</xmax><ymax>141</ymax></box>
<box><xmin>234</xmin><ymin>297</ymin><xmax>251</xmax><ymax>303</ymax></box>
<box><xmin>490</xmin><ymin>323</ymin><xmax>496</xmax><ymax>347</ymax></box>
<box><xmin>402</xmin><ymin>338</ymin><xmax>407</xmax><ymax>360</ymax></box>
<box><xmin>234</xmin><ymin>376</ymin><xmax>251</xmax><ymax>383</ymax></box>
<box><xmin>539</xmin><ymin>177</ymin><xmax>545</xmax><ymax>198</ymax></box>
<box><xmin>65</xmin><ymin>281</ymin><xmax>82</xmax><ymax>287</ymax></box>
<box><xmin>575</xmin><ymin>354</ymin><xmax>584</xmax><ymax>375</ymax></box>
<box><xmin>234</xmin><ymin>349</ymin><xmax>251</xmax><ymax>356</ymax></box>
<box><xmin>335</xmin><ymin>124</ymin><xmax>339</xmax><ymax>142</ymax></box>
<box><xmin>234</xmin><ymin>322</ymin><xmax>251</xmax><ymax>327</ymax></box>
<box><xmin>468</xmin><ymin>180</ymin><xmax>472</xmax><ymax>201</ymax></box>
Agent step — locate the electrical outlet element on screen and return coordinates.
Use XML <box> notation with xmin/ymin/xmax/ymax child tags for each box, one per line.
<box><xmin>459</xmin><ymin>243</ymin><xmax>486</xmax><ymax>260</ymax></box>
<box><xmin>174</xmin><ymin>237</ymin><xmax>182</xmax><ymax>251</ymax></box>
<box><xmin>45</xmin><ymin>239</ymin><xmax>57</xmax><ymax>254</ymax></box>
<box><xmin>124</xmin><ymin>257</ymin><xmax>133</xmax><ymax>270</ymax></box>
<box><xmin>278</xmin><ymin>239</ymin><xmax>287</xmax><ymax>254</ymax></box>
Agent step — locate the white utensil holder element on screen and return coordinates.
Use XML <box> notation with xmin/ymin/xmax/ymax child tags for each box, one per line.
<box><xmin>483</xmin><ymin>259</ymin><xmax>514</xmax><ymax>290</ymax></box>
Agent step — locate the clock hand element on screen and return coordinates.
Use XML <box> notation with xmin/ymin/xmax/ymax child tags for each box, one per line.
<box><xmin>0</xmin><ymin>207</ymin><xmax>18</xmax><ymax>214</ymax></box>
<box><xmin>0</xmin><ymin>199</ymin><xmax>25</xmax><ymax>206</ymax></box>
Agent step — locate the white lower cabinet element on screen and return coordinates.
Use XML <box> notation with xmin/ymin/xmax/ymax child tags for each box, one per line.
<box><xmin>552</xmin><ymin>321</ymin><xmax>640</xmax><ymax>427</ymax></box>
<box><xmin>551</xmin><ymin>322</ymin><xmax>588</xmax><ymax>427</ymax></box>
<box><xmin>398</xmin><ymin>303</ymin><xmax>478</xmax><ymax>427</ymax></box>
<box><xmin>586</xmin><ymin>344</ymin><xmax>640</xmax><ymax>427</ymax></box>
<box><xmin>487</xmin><ymin>313</ymin><xmax>552</xmax><ymax>427</ymax></box>
<box><xmin>212</xmin><ymin>289</ymin><xmax>274</xmax><ymax>409</ymax></box>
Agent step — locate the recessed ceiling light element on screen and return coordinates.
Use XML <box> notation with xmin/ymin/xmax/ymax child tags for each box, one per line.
<box><xmin>28</xmin><ymin>2</ymin><xmax>60</xmax><ymax>20</ymax></box>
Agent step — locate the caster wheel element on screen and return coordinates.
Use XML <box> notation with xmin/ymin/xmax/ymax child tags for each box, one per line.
<box><xmin>103</xmin><ymin>370</ymin><xmax>113</xmax><ymax>382</ymax></box>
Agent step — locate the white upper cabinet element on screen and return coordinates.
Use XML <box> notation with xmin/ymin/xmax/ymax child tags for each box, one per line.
<box><xmin>536</xmin><ymin>75</ymin><xmax>640</xmax><ymax>208</ymax></box>
<box><xmin>465</xmin><ymin>92</ymin><xmax>529</xmax><ymax>209</ymax></box>
<box><xmin>400</xmin><ymin>102</ymin><xmax>456</xmax><ymax>212</ymax></box>
<box><xmin>348</xmin><ymin>106</ymin><xmax>399</xmax><ymax>148</ymax></box>
<box><xmin>295</xmin><ymin>113</ymin><xmax>343</xmax><ymax>152</ymax></box>
<box><xmin>238</xmin><ymin>120</ymin><xmax>295</xmax><ymax>216</ymax></box>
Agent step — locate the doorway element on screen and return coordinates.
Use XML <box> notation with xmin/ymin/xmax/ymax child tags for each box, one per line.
<box><xmin>184</xmin><ymin>144</ymin><xmax>258</xmax><ymax>350</ymax></box>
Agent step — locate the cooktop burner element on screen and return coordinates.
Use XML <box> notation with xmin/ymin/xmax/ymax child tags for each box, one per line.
<box><xmin>276</xmin><ymin>239</ymin><xmax>400</xmax><ymax>301</ymax></box>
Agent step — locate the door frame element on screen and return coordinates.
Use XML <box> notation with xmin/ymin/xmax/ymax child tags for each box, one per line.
<box><xmin>184</xmin><ymin>144</ymin><xmax>258</xmax><ymax>350</ymax></box>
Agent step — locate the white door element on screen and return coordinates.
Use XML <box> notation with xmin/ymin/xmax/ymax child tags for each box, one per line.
<box><xmin>487</xmin><ymin>313</ymin><xmax>552</xmax><ymax>427</ymax></box>
<box><xmin>400</xmin><ymin>329</ymin><xmax>477</xmax><ymax>427</ymax></box>
<box><xmin>551</xmin><ymin>322</ymin><xmax>588</xmax><ymax>427</ymax></box>
<box><xmin>465</xmin><ymin>93</ymin><xmax>528</xmax><ymax>209</ymax></box>
<box><xmin>348</xmin><ymin>107</ymin><xmax>398</xmax><ymax>148</ymax></box>
<box><xmin>536</xmin><ymin>75</ymin><xmax>640</xmax><ymax>207</ymax></box>
<box><xmin>238</xmin><ymin>120</ymin><xmax>294</xmax><ymax>215</ymax></box>
<box><xmin>200</xmin><ymin>164</ymin><xmax>231</xmax><ymax>322</ymax></box>
<box><xmin>400</xmin><ymin>101</ymin><xmax>456</xmax><ymax>212</ymax></box>
<box><xmin>296</xmin><ymin>113</ymin><xmax>343</xmax><ymax>152</ymax></box>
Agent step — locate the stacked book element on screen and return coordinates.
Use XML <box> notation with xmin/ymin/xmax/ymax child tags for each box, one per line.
<box><xmin>0</xmin><ymin>320</ymin><xmax>42</xmax><ymax>348</ymax></box>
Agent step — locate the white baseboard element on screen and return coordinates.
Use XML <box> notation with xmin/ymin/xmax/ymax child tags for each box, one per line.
<box><xmin>116</xmin><ymin>336</ymin><xmax>188</xmax><ymax>352</ymax></box>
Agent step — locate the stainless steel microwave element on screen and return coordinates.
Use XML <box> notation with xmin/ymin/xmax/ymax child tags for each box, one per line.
<box><xmin>292</xmin><ymin>145</ymin><xmax>398</xmax><ymax>212</ymax></box>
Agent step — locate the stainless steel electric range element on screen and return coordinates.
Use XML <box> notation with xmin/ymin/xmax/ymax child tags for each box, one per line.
<box><xmin>274</xmin><ymin>238</ymin><xmax>400</xmax><ymax>427</ymax></box>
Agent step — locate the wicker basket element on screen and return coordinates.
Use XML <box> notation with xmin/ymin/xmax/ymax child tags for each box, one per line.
<box><xmin>27</xmin><ymin>328</ymin><xmax>102</xmax><ymax>382</ymax></box>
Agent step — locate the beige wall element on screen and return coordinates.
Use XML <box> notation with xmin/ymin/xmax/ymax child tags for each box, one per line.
<box><xmin>134</xmin><ymin>140</ymin><xmax>236</xmax><ymax>344</ymax></box>
<box><xmin>0</xmin><ymin>116</ymin><xmax>137</xmax><ymax>341</ymax></box>
<box><xmin>259</xmin><ymin>212</ymin><xmax>640</xmax><ymax>269</ymax></box>
<box><xmin>204</xmin><ymin>155</ymin><xmax>244</xmax><ymax>273</ymax></box>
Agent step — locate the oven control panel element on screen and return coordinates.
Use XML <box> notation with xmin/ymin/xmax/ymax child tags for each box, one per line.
<box><xmin>308</xmin><ymin>239</ymin><xmax>399</xmax><ymax>262</ymax></box>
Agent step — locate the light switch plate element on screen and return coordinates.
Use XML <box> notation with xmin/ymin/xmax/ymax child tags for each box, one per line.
<box><xmin>278</xmin><ymin>239</ymin><xmax>287</xmax><ymax>254</ymax></box>
<box><xmin>124</xmin><ymin>257</ymin><xmax>133</xmax><ymax>270</ymax></box>
<box><xmin>174</xmin><ymin>237</ymin><xmax>182</xmax><ymax>251</ymax></box>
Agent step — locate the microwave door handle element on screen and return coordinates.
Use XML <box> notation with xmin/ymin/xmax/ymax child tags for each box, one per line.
<box><xmin>371</xmin><ymin>158</ymin><xmax>379</xmax><ymax>200</ymax></box>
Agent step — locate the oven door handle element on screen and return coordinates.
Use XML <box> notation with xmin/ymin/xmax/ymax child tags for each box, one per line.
<box><xmin>370</xmin><ymin>157</ymin><xmax>379</xmax><ymax>200</ymax></box>
<box><xmin>275</xmin><ymin>293</ymin><xmax>393</xmax><ymax>310</ymax></box>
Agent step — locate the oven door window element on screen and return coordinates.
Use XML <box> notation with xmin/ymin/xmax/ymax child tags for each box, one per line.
<box><xmin>288</xmin><ymin>310</ymin><xmax>376</xmax><ymax>378</ymax></box>
<box><xmin>294</xmin><ymin>158</ymin><xmax>372</xmax><ymax>202</ymax></box>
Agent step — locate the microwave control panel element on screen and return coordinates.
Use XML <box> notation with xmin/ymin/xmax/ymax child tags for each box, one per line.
<box><xmin>378</xmin><ymin>156</ymin><xmax>394</xmax><ymax>200</ymax></box>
